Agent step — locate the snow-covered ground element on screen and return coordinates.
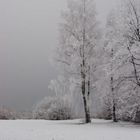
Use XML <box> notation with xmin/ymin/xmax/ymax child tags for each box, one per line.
<box><xmin>0</xmin><ymin>119</ymin><xmax>140</xmax><ymax>140</ymax></box>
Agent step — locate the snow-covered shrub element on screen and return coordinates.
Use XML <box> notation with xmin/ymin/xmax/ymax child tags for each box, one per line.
<box><xmin>47</xmin><ymin>101</ymin><xmax>72</xmax><ymax>120</ymax></box>
<box><xmin>33</xmin><ymin>96</ymin><xmax>73</xmax><ymax>120</ymax></box>
<box><xmin>134</xmin><ymin>107</ymin><xmax>140</xmax><ymax>123</ymax></box>
<box><xmin>119</xmin><ymin>106</ymin><xmax>140</xmax><ymax>123</ymax></box>
<box><xmin>102</xmin><ymin>101</ymin><xmax>112</xmax><ymax>120</ymax></box>
<box><xmin>119</xmin><ymin>107</ymin><xmax>133</xmax><ymax>122</ymax></box>
<box><xmin>0</xmin><ymin>106</ymin><xmax>16</xmax><ymax>120</ymax></box>
<box><xmin>97</xmin><ymin>95</ymin><xmax>112</xmax><ymax>120</ymax></box>
<box><xmin>33</xmin><ymin>97</ymin><xmax>54</xmax><ymax>119</ymax></box>
<box><xmin>117</xmin><ymin>85</ymin><xmax>140</xmax><ymax>122</ymax></box>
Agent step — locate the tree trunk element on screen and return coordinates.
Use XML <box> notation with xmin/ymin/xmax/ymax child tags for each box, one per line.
<box><xmin>81</xmin><ymin>2</ymin><xmax>91</xmax><ymax>122</ymax></box>
<box><xmin>87</xmin><ymin>67</ymin><xmax>91</xmax><ymax>123</ymax></box>
<box><xmin>81</xmin><ymin>67</ymin><xmax>91</xmax><ymax>123</ymax></box>
<box><xmin>82</xmin><ymin>94</ymin><xmax>91</xmax><ymax>123</ymax></box>
<box><xmin>111</xmin><ymin>49</ymin><xmax>117</xmax><ymax>122</ymax></box>
<box><xmin>111</xmin><ymin>76</ymin><xmax>117</xmax><ymax>122</ymax></box>
<box><xmin>112</xmin><ymin>100</ymin><xmax>117</xmax><ymax>122</ymax></box>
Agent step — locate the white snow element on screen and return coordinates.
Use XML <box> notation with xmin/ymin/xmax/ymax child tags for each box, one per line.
<box><xmin>0</xmin><ymin>119</ymin><xmax>140</xmax><ymax>140</ymax></box>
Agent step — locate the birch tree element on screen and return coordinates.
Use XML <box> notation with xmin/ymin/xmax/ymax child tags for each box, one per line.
<box><xmin>104</xmin><ymin>0</ymin><xmax>140</xmax><ymax>122</ymax></box>
<box><xmin>57</xmin><ymin>0</ymin><xmax>100</xmax><ymax>123</ymax></box>
<box><xmin>120</xmin><ymin>0</ymin><xmax>140</xmax><ymax>122</ymax></box>
<box><xmin>123</xmin><ymin>0</ymin><xmax>140</xmax><ymax>88</ymax></box>
<box><xmin>104</xmin><ymin>10</ymin><xmax>123</xmax><ymax>122</ymax></box>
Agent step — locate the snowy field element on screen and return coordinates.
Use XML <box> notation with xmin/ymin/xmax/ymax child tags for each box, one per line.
<box><xmin>0</xmin><ymin>119</ymin><xmax>140</xmax><ymax>140</ymax></box>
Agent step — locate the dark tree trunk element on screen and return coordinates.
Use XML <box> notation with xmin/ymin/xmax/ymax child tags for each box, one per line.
<box><xmin>82</xmin><ymin>95</ymin><xmax>91</xmax><ymax>123</ymax></box>
<box><xmin>110</xmin><ymin>49</ymin><xmax>117</xmax><ymax>122</ymax></box>
<box><xmin>111</xmin><ymin>76</ymin><xmax>117</xmax><ymax>122</ymax></box>
<box><xmin>81</xmin><ymin>1</ymin><xmax>91</xmax><ymax>123</ymax></box>
<box><xmin>81</xmin><ymin>64</ymin><xmax>91</xmax><ymax>123</ymax></box>
<box><xmin>112</xmin><ymin>100</ymin><xmax>117</xmax><ymax>122</ymax></box>
<box><xmin>87</xmin><ymin>67</ymin><xmax>91</xmax><ymax>123</ymax></box>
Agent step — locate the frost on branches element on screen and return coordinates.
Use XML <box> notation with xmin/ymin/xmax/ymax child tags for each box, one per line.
<box><xmin>56</xmin><ymin>0</ymin><xmax>101</xmax><ymax>123</ymax></box>
<box><xmin>104</xmin><ymin>0</ymin><xmax>140</xmax><ymax>122</ymax></box>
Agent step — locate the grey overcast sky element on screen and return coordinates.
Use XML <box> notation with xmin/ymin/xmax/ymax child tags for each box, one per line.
<box><xmin>0</xmin><ymin>0</ymin><xmax>119</xmax><ymax>111</ymax></box>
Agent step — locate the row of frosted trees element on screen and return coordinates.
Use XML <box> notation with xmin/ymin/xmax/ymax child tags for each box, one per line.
<box><xmin>52</xmin><ymin>0</ymin><xmax>140</xmax><ymax>123</ymax></box>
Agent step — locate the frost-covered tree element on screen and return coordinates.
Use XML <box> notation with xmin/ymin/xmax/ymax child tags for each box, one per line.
<box><xmin>123</xmin><ymin>0</ymin><xmax>140</xmax><ymax>88</ymax></box>
<box><xmin>48</xmin><ymin>76</ymin><xmax>75</xmax><ymax>98</ymax></box>
<box><xmin>104</xmin><ymin>10</ymin><xmax>124</xmax><ymax>122</ymax></box>
<box><xmin>119</xmin><ymin>0</ymin><xmax>140</xmax><ymax>122</ymax></box>
<box><xmin>57</xmin><ymin>0</ymin><xmax>100</xmax><ymax>123</ymax></box>
<box><xmin>48</xmin><ymin>76</ymin><xmax>79</xmax><ymax>116</ymax></box>
<box><xmin>104</xmin><ymin>0</ymin><xmax>140</xmax><ymax>122</ymax></box>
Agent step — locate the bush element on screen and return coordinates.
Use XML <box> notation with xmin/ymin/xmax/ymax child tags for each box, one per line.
<box><xmin>47</xmin><ymin>102</ymin><xmax>72</xmax><ymax>120</ymax></box>
<box><xmin>119</xmin><ymin>105</ymin><xmax>140</xmax><ymax>123</ymax></box>
<box><xmin>120</xmin><ymin>111</ymin><xmax>132</xmax><ymax>122</ymax></box>
<box><xmin>98</xmin><ymin>96</ymin><xmax>112</xmax><ymax>120</ymax></box>
<box><xmin>132</xmin><ymin>106</ymin><xmax>140</xmax><ymax>123</ymax></box>
<box><xmin>33</xmin><ymin>96</ymin><xmax>73</xmax><ymax>120</ymax></box>
<box><xmin>134</xmin><ymin>110</ymin><xmax>140</xmax><ymax>123</ymax></box>
<box><xmin>0</xmin><ymin>106</ymin><xmax>16</xmax><ymax>120</ymax></box>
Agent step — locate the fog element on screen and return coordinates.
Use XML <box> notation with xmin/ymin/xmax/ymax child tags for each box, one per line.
<box><xmin>0</xmin><ymin>0</ymin><xmax>118</xmax><ymax>111</ymax></box>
